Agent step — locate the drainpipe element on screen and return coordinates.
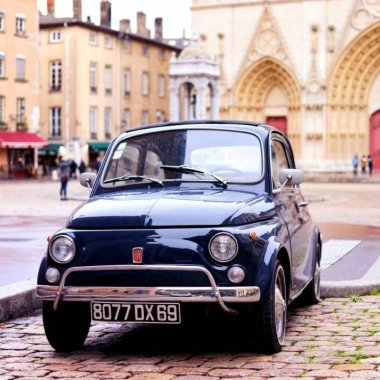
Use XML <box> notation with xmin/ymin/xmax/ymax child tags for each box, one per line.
<box><xmin>64</xmin><ymin>22</ymin><xmax>70</xmax><ymax>151</ymax></box>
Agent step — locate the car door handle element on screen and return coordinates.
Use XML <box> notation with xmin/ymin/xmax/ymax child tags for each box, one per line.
<box><xmin>298</xmin><ymin>201</ymin><xmax>310</xmax><ymax>208</ymax></box>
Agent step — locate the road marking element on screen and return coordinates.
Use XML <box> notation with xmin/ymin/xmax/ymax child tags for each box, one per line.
<box><xmin>321</xmin><ymin>239</ymin><xmax>361</xmax><ymax>269</ymax></box>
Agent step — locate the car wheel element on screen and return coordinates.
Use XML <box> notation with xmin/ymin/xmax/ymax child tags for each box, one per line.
<box><xmin>42</xmin><ymin>301</ymin><xmax>91</xmax><ymax>352</ymax></box>
<box><xmin>254</xmin><ymin>260</ymin><xmax>287</xmax><ymax>353</ymax></box>
<box><xmin>301</xmin><ymin>242</ymin><xmax>321</xmax><ymax>305</ymax></box>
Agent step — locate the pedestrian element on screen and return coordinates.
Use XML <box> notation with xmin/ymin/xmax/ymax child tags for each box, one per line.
<box><xmin>58</xmin><ymin>156</ymin><xmax>70</xmax><ymax>200</ymax></box>
<box><xmin>367</xmin><ymin>154</ymin><xmax>373</xmax><ymax>176</ymax></box>
<box><xmin>95</xmin><ymin>156</ymin><xmax>102</xmax><ymax>173</ymax></box>
<box><xmin>360</xmin><ymin>155</ymin><xmax>367</xmax><ymax>174</ymax></box>
<box><xmin>69</xmin><ymin>159</ymin><xmax>78</xmax><ymax>179</ymax></box>
<box><xmin>352</xmin><ymin>154</ymin><xmax>359</xmax><ymax>176</ymax></box>
<box><xmin>79</xmin><ymin>160</ymin><xmax>86</xmax><ymax>174</ymax></box>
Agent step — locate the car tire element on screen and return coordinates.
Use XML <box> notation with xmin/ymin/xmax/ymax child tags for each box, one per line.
<box><xmin>301</xmin><ymin>242</ymin><xmax>321</xmax><ymax>305</ymax></box>
<box><xmin>254</xmin><ymin>260</ymin><xmax>287</xmax><ymax>353</ymax></box>
<box><xmin>42</xmin><ymin>301</ymin><xmax>91</xmax><ymax>352</ymax></box>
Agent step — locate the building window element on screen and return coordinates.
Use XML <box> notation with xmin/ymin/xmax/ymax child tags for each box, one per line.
<box><xmin>16</xmin><ymin>56</ymin><xmax>25</xmax><ymax>80</ymax></box>
<box><xmin>104</xmin><ymin>65</ymin><xmax>112</xmax><ymax>95</ymax></box>
<box><xmin>89</xmin><ymin>62</ymin><xmax>97</xmax><ymax>92</ymax></box>
<box><xmin>123</xmin><ymin>39</ymin><xmax>131</xmax><ymax>53</ymax></box>
<box><xmin>104</xmin><ymin>35</ymin><xmax>112</xmax><ymax>48</ymax></box>
<box><xmin>16</xmin><ymin>97</ymin><xmax>25</xmax><ymax>123</ymax></box>
<box><xmin>50</xmin><ymin>60</ymin><xmax>61</xmax><ymax>91</ymax></box>
<box><xmin>15</xmin><ymin>14</ymin><xmax>25</xmax><ymax>34</ymax></box>
<box><xmin>104</xmin><ymin>107</ymin><xmax>111</xmax><ymax>139</ymax></box>
<box><xmin>49</xmin><ymin>107</ymin><xmax>61</xmax><ymax>137</ymax></box>
<box><xmin>0</xmin><ymin>96</ymin><xmax>5</xmax><ymax>125</ymax></box>
<box><xmin>142</xmin><ymin>45</ymin><xmax>149</xmax><ymax>57</ymax></box>
<box><xmin>89</xmin><ymin>31</ymin><xmax>98</xmax><ymax>45</ymax></box>
<box><xmin>158</xmin><ymin>75</ymin><xmax>165</xmax><ymax>98</ymax></box>
<box><xmin>123</xmin><ymin>69</ymin><xmax>130</xmax><ymax>96</ymax></box>
<box><xmin>0</xmin><ymin>12</ymin><xmax>5</xmax><ymax>32</ymax></box>
<box><xmin>142</xmin><ymin>72</ymin><xmax>149</xmax><ymax>96</ymax></box>
<box><xmin>0</xmin><ymin>52</ymin><xmax>4</xmax><ymax>77</ymax></box>
<box><xmin>122</xmin><ymin>109</ymin><xmax>130</xmax><ymax>132</ymax></box>
<box><xmin>90</xmin><ymin>107</ymin><xmax>97</xmax><ymax>138</ymax></box>
<box><xmin>158</xmin><ymin>49</ymin><xmax>165</xmax><ymax>61</ymax></box>
<box><xmin>49</xmin><ymin>30</ymin><xmax>62</xmax><ymax>43</ymax></box>
<box><xmin>142</xmin><ymin>111</ymin><xmax>149</xmax><ymax>125</ymax></box>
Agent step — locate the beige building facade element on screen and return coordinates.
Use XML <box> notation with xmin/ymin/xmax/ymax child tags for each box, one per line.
<box><xmin>39</xmin><ymin>0</ymin><xmax>179</xmax><ymax>169</ymax></box>
<box><xmin>190</xmin><ymin>0</ymin><xmax>380</xmax><ymax>171</ymax></box>
<box><xmin>0</xmin><ymin>0</ymin><xmax>43</xmax><ymax>178</ymax></box>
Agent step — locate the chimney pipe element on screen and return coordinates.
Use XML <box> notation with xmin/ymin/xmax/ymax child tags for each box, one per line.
<box><xmin>119</xmin><ymin>19</ymin><xmax>131</xmax><ymax>33</ymax></box>
<box><xmin>155</xmin><ymin>17</ymin><xmax>163</xmax><ymax>40</ymax></box>
<box><xmin>137</xmin><ymin>12</ymin><xmax>150</xmax><ymax>38</ymax></box>
<box><xmin>47</xmin><ymin>0</ymin><xmax>55</xmax><ymax>17</ymax></box>
<box><xmin>73</xmin><ymin>0</ymin><xmax>82</xmax><ymax>20</ymax></box>
<box><xmin>100</xmin><ymin>0</ymin><xmax>111</xmax><ymax>28</ymax></box>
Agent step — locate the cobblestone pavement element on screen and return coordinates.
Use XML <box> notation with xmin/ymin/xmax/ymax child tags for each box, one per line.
<box><xmin>0</xmin><ymin>297</ymin><xmax>380</xmax><ymax>379</ymax></box>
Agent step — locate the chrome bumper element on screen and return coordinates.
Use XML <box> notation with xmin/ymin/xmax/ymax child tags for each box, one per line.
<box><xmin>37</xmin><ymin>264</ymin><xmax>260</xmax><ymax>314</ymax></box>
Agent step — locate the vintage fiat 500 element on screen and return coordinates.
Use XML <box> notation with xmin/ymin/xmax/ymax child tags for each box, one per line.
<box><xmin>37</xmin><ymin>120</ymin><xmax>321</xmax><ymax>353</ymax></box>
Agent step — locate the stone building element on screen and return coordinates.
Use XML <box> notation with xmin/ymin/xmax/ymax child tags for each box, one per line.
<box><xmin>39</xmin><ymin>0</ymin><xmax>180</xmax><ymax>169</ymax></box>
<box><xmin>185</xmin><ymin>0</ymin><xmax>380</xmax><ymax>171</ymax></box>
<box><xmin>0</xmin><ymin>0</ymin><xmax>44</xmax><ymax>178</ymax></box>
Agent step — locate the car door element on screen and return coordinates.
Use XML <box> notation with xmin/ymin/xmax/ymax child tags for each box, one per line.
<box><xmin>271</xmin><ymin>135</ymin><xmax>313</xmax><ymax>291</ymax></box>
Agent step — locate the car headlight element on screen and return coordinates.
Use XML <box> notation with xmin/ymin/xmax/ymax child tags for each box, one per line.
<box><xmin>208</xmin><ymin>233</ymin><xmax>238</xmax><ymax>263</ymax></box>
<box><xmin>49</xmin><ymin>235</ymin><xmax>75</xmax><ymax>263</ymax></box>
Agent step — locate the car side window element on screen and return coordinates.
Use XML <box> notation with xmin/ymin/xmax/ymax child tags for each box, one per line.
<box><xmin>271</xmin><ymin>139</ymin><xmax>290</xmax><ymax>188</ymax></box>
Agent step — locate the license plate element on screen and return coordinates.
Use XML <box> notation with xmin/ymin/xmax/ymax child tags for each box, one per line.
<box><xmin>91</xmin><ymin>302</ymin><xmax>181</xmax><ymax>324</ymax></box>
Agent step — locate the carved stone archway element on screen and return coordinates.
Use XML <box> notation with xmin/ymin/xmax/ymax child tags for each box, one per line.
<box><xmin>233</xmin><ymin>58</ymin><xmax>301</xmax><ymax>155</ymax></box>
<box><xmin>327</xmin><ymin>22</ymin><xmax>380</xmax><ymax>162</ymax></box>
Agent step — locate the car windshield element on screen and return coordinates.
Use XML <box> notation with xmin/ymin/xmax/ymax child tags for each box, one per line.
<box><xmin>102</xmin><ymin>128</ymin><xmax>263</xmax><ymax>186</ymax></box>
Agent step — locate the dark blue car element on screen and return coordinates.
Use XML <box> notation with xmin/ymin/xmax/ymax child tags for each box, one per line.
<box><xmin>37</xmin><ymin>120</ymin><xmax>321</xmax><ymax>353</ymax></box>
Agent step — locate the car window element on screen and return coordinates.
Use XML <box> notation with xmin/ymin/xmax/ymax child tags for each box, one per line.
<box><xmin>102</xmin><ymin>129</ymin><xmax>263</xmax><ymax>185</ymax></box>
<box><xmin>271</xmin><ymin>139</ymin><xmax>290</xmax><ymax>188</ymax></box>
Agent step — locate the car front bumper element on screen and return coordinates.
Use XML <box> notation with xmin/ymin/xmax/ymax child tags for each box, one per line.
<box><xmin>37</xmin><ymin>264</ymin><xmax>261</xmax><ymax>314</ymax></box>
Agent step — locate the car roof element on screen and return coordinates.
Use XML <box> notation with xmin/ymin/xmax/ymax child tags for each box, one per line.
<box><xmin>124</xmin><ymin>120</ymin><xmax>282</xmax><ymax>138</ymax></box>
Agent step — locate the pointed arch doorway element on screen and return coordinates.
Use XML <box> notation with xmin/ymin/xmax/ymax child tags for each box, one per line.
<box><xmin>370</xmin><ymin>110</ymin><xmax>380</xmax><ymax>171</ymax></box>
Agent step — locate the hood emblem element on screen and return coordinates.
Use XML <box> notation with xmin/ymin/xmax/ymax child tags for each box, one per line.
<box><xmin>132</xmin><ymin>247</ymin><xmax>143</xmax><ymax>264</ymax></box>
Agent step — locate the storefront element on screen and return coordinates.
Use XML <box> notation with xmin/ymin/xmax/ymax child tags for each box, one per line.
<box><xmin>38</xmin><ymin>143</ymin><xmax>63</xmax><ymax>177</ymax></box>
<box><xmin>88</xmin><ymin>142</ymin><xmax>110</xmax><ymax>170</ymax></box>
<box><xmin>0</xmin><ymin>131</ymin><xmax>47</xmax><ymax>179</ymax></box>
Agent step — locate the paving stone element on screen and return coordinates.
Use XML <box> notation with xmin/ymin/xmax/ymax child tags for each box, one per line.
<box><xmin>207</xmin><ymin>368</ymin><xmax>256</xmax><ymax>377</ymax></box>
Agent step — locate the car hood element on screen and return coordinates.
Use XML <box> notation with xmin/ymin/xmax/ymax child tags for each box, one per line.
<box><xmin>67</xmin><ymin>187</ymin><xmax>276</xmax><ymax>228</ymax></box>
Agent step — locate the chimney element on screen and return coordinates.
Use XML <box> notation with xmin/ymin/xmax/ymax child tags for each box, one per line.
<box><xmin>119</xmin><ymin>19</ymin><xmax>131</xmax><ymax>33</ymax></box>
<box><xmin>154</xmin><ymin>17</ymin><xmax>163</xmax><ymax>40</ymax></box>
<box><xmin>137</xmin><ymin>12</ymin><xmax>150</xmax><ymax>38</ymax></box>
<box><xmin>47</xmin><ymin>0</ymin><xmax>55</xmax><ymax>17</ymax></box>
<box><xmin>100</xmin><ymin>0</ymin><xmax>111</xmax><ymax>28</ymax></box>
<box><xmin>73</xmin><ymin>0</ymin><xmax>82</xmax><ymax>20</ymax></box>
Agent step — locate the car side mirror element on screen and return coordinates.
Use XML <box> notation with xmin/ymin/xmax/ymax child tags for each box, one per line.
<box><xmin>80</xmin><ymin>172</ymin><xmax>97</xmax><ymax>190</ymax></box>
<box><xmin>279</xmin><ymin>168</ymin><xmax>304</xmax><ymax>186</ymax></box>
<box><xmin>274</xmin><ymin>169</ymin><xmax>304</xmax><ymax>194</ymax></box>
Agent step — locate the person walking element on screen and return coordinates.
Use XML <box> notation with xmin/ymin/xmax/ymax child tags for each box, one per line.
<box><xmin>58</xmin><ymin>157</ymin><xmax>70</xmax><ymax>200</ymax></box>
<box><xmin>352</xmin><ymin>154</ymin><xmax>359</xmax><ymax>176</ymax></box>
<box><xmin>79</xmin><ymin>160</ymin><xmax>86</xmax><ymax>174</ymax></box>
<box><xmin>360</xmin><ymin>155</ymin><xmax>367</xmax><ymax>174</ymax></box>
<box><xmin>367</xmin><ymin>154</ymin><xmax>373</xmax><ymax>176</ymax></box>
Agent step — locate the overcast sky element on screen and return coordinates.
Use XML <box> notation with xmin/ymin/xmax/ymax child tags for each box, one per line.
<box><xmin>37</xmin><ymin>0</ymin><xmax>192</xmax><ymax>38</ymax></box>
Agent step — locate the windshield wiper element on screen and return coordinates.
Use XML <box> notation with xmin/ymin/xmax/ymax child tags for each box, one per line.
<box><xmin>160</xmin><ymin>165</ymin><xmax>227</xmax><ymax>187</ymax></box>
<box><xmin>103</xmin><ymin>175</ymin><xmax>163</xmax><ymax>186</ymax></box>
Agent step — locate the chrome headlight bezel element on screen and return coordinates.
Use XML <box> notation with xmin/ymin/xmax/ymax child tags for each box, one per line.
<box><xmin>48</xmin><ymin>235</ymin><xmax>76</xmax><ymax>264</ymax></box>
<box><xmin>208</xmin><ymin>232</ymin><xmax>239</xmax><ymax>263</ymax></box>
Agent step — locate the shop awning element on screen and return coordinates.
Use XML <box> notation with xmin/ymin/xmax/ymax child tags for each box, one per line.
<box><xmin>0</xmin><ymin>131</ymin><xmax>47</xmax><ymax>149</ymax></box>
<box><xmin>89</xmin><ymin>142</ymin><xmax>110</xmax><ymax>151</ymax></box>
<box><xmin>38</xmin><ymin>143</ymin><xmax>62</xmax><ymax>156</ymax></box>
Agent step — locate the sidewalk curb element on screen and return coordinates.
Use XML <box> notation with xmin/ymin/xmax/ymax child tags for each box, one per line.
<box><xmin>321</xmin><ymin>281</ymin><xmax>380</xmax><ymax>298</ymax></box>
<box><xmin>0</xmin><ymin>280</ymin><xmax>41</xmax><ymax>323</ymax></box>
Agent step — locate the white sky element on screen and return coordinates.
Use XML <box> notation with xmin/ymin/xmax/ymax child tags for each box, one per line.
<box><xmin>37</xmin><ymin>0</ymin><xmax>192</xmax><ymax>38</ymax></box>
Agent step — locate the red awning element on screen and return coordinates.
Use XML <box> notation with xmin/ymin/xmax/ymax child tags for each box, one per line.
<box><xmin>0</xmin><ymin>131</ymin><xmax>47</xmax><ymax>149</ymax></box>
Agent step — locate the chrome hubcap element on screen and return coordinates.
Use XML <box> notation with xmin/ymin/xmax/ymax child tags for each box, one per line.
<box><xmin>314</xmin><ymin>261</ymin><xmax>321</xmax><ymax>299</ymax></box>
<box><xmin>274</xmin><ymin>267</ymin><xmax>286</xmax><ymax>344</ymax></box>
